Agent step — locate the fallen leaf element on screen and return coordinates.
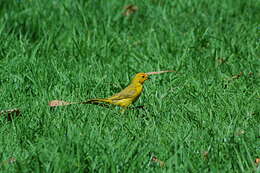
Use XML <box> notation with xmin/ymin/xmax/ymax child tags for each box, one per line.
<box><xmin>231</xmin><ymin>72</ymin><xmax>243</xmax><ymax>79</ymax></box>
<box><xmin>202</xmin><ymin>151</ymin><xmax>209</xmax><ymax>160</ymax></box>
<box><xmin>123</xmin><ymin>5</ymin><xmax>138</xmax><ymax>16</ymax></box>
<box><xmin>256</xmin><ymin>158</ymin><xmax>260</xmax><ymax>165</ymax></box>
<box><xmin>248</xmin><ymin>72</ymin><xmax>253</xmax><ymax>76</ymax></box>
<box><xmin>225</xmin><ymin>72</ymin><xmax>244</xmax><ymax>82</ymax></box>
<box><xmin>217</xmin><ymin>58</ymin><xmax>227</xmax><ymax>64</ymax></box>
<box><xmin>48</xmin><ymin>100</ymin><xmax>74</xmax><ymax>107</ymax></box>
<box><xmin>151</xmin><ymin>156</ymin><xmax>165</xmax><ymax>167</ymax></box>
<box><xmin>0</xmin><ymin>109</ymin><xmax>21</xmax><ymax>121</ymax></box>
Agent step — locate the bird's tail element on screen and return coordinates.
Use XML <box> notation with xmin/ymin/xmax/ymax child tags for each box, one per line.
<box><xmin>84</xmin><ymin>98</ymin><xmax>112</xmax><ymax>104</ymax></box>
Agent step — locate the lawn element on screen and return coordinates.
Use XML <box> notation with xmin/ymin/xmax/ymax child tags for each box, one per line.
<box><xmin>0</xmin><ymin>0</ymin><xmax>260</xmax><ymax>172</ymax></box>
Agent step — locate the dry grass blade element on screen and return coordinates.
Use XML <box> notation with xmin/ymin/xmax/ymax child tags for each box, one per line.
<box><xmin>0</xmin><ymin>109</ymin><xmax>21</xmax><ymax>121</ymax></box>
<box><xmin>146</xmin><ymin>70</ymin><xmax>176</xmax><ymax>75</ymax></box>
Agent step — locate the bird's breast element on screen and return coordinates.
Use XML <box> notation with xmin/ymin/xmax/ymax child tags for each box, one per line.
<box><xmin>132</xmin><ymin>84</ymin><xmax>143</xmax><ymax>100</ymax></box>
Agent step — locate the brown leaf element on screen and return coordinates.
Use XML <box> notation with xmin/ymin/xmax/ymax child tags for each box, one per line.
<box><xmin>123</xmin><ymin>5</ymin><xmax>138</xmax><ymax>16</ymax></box>
<box><xmin>202</xmin><ymin>151</ymin><xmax>209</xmax><ymax>160</ymax></box>
<box><xmin>48</xmin><ymin>100</ymin><xmax>73</xmax><ymax>107</ymax></box>
<box><xmin>225</xmin><ymin>72</ymin><xmax>244</xmax><ymax>82</ymax></box>
<box><xmin>0</xmin><ymin>109</ymin><xmax>21</xmax><ymax>121</ymax></box>
<box><xmin>231</xmin><ymin>72</ymin><xmax>243</xmax><ymax>79</ymax></box>
<box><xmin>256</xmin><ymin>158</ymin><xmax>260</xmax><ymax>165</ymax></box>
<box><xmin>248</xmin><ymin>72</ymin><xmax>253</xmax><ymax>76</ymax></box>
<box><xmin>151</xmin><ymin>156</ymin><xmax>165</xmax><ymax>167</ymax></box>
<box><xmin>217</xmin><ymin>58</ymin><xmax>227</xmax><ymax>64</ymax></box>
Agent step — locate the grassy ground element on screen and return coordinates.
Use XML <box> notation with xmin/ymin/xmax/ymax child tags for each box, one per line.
<box><xmin>0</xmin><ymin>0</ymin><xmax>260</xmax><ymax>172</ymax></box>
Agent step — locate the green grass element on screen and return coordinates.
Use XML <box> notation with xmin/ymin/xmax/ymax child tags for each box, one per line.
<box><xmin>0</xmin><ymin>0</ymin><xmax>260</xmax><ymax>172</ymax></box>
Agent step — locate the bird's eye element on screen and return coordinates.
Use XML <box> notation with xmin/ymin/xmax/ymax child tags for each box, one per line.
<box><xmin>142</xmin><ymin>76</ymin><xmax>144</xmax><ymax>78</ymax></box>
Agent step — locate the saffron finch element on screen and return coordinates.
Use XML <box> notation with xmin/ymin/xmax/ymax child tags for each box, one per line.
<box><xmin>87</xmin><ymin>73</ymin><xmax>149</xmax><ymax>108</ymax></box>
<box><xmin>48</xmin><ymin>70</ymin><xmax>175</xmax><ymax>108</ymax></box>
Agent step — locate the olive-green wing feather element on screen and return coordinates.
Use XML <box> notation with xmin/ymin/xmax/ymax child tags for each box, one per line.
<box><xmin>106</xmin><ymin>85</ymin><xmax>137</xmax><ymax>100</ymax></box>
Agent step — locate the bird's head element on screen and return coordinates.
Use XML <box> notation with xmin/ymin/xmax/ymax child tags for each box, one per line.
<box><xmin>132</xmin><ymin>73</ymin><xmax>149</xmax><ymax>84</ymax></box>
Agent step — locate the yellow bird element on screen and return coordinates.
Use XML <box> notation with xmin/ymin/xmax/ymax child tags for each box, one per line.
<box><xmin>87</xmin><ymin>73</ymin><xmax>149</xmax><ymax>108</ymax></box>
<box><xmin>48</xmin><ymin>70</ymin><xmax>174</xmax><ymax>108</ymax></box>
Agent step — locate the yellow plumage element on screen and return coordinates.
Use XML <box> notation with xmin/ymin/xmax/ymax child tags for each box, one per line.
<box><xmin>87</xmin><ymin>73</ymin><xmax>149</xmax><ymax>108</ymax></box>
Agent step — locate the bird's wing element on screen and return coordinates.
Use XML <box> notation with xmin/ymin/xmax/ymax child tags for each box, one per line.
<box><xmin>107</xmin><ymin>85</ymin><xmax>137</xmax><ymax>101</ymax></box>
